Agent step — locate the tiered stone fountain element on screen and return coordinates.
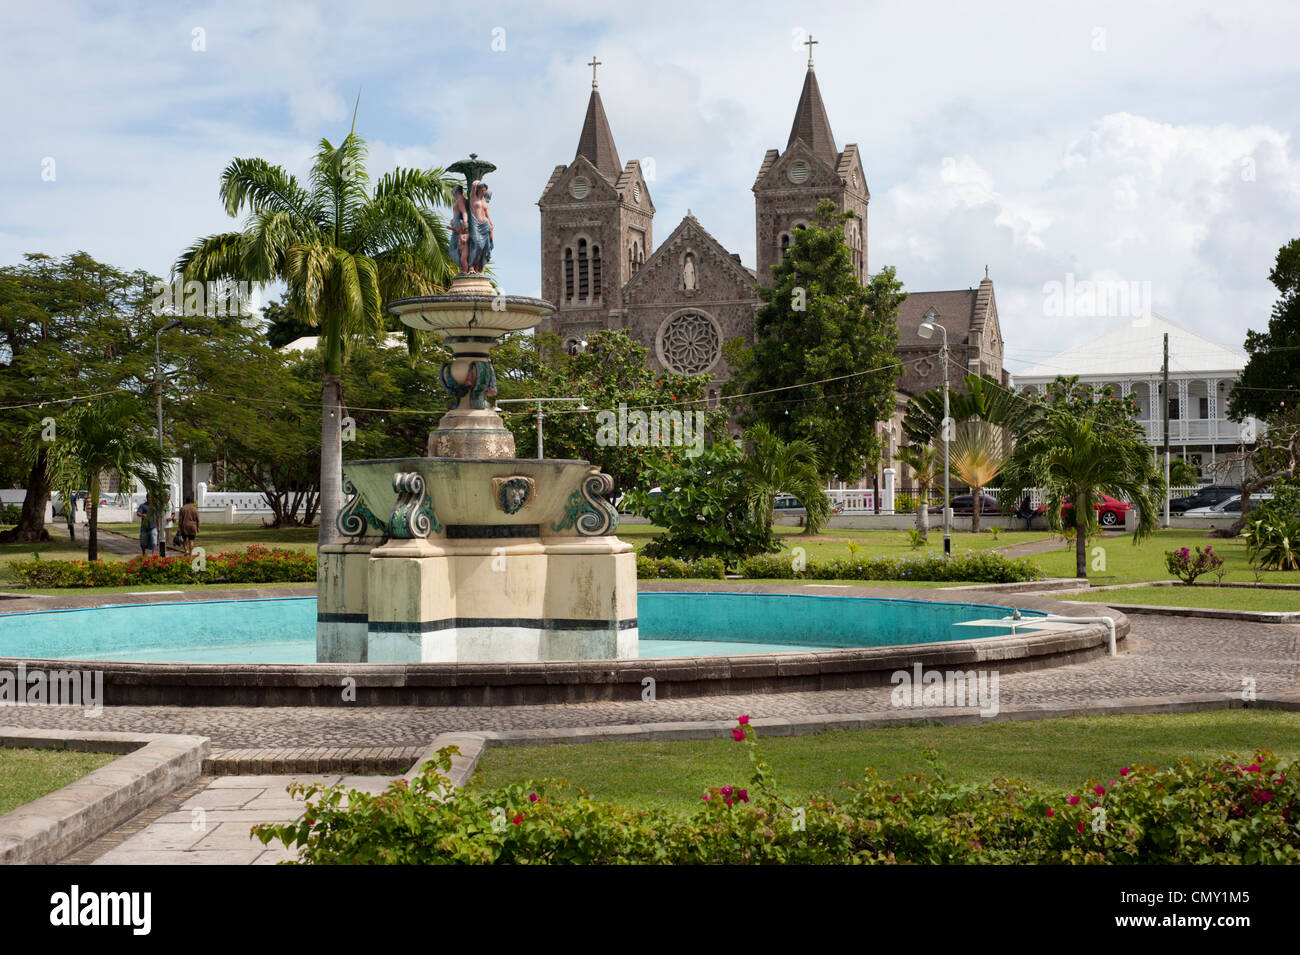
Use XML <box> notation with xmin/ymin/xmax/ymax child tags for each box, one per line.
<box><xmin>316</xmin><ymin>157</ymin><xmax>636</xmax><ymax>663</ymax></box>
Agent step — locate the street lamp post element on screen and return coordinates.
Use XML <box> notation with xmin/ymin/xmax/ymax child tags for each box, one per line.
<box><xmin>494</xmin><ymin>397</ymin><xmax>589</xmax><ymax>460</ymax></box>
<box><xmin>918</xmin><ymin>309</ymin><xmax>951</xmax><ymax>555</ymax></box>
<box><xmin>155</xmin><ymin>319</ymin><xmax>182</xmax><ymax>555</ymax></box>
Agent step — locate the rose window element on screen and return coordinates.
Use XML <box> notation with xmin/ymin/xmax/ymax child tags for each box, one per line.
<box><xmin>659</xmin><ymin>312</ymin><xmax>721</xmax><ymax>375</ymax></box>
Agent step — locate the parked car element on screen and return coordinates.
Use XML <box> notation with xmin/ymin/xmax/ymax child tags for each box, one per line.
<box><xmin>928</xmin><ymin>493</ymin><xmax>1003</xmax><ymax>516</ymax></box>
<box><xmin>1037</xmin><ymin>494</ymin><xmax>1133</xmax><ymax>527</ymax></box>
<box><xmin>1183</xmin><ymin>493</ymin><xmax>1272</xmax><ymax>517</ymax></box>
<box><xmin>1168</xmin><ymin>484</ymin><xmax>1241</xmax><ymax>514</ymax></box>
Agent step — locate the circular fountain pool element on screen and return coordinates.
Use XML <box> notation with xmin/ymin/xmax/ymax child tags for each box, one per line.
<box><xmin>0</xmin><ymin>587</ymin><xmax>1124</xmax><ymax>706</ymax></box>
<box><xmin>0</xmin><ymin>593</ymin><xmax>1049</xmax><ymax>663</ymax></box>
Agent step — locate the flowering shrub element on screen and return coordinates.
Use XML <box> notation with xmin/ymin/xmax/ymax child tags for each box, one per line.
<box><xmin>1164</xmin><ymin>545</ymin><xmax>1224</xmax><ymax>585</ymax></box>
<box><xmin>738</xmin><ymin>550</ymin><xmax>1044</xmax><ymax>583</ymax></box>
<box><xmin>636</xmin><ymin>555</ymin><xmax>726</xmax><ymax>579</ymax></box>
<box><xmin>251</xmin><ymin>720</ymin><xmax>1299</xmax><ymax>865</ymax></box>
<box><xmin>7</xmin><ymin>545</ymin><xmax>316</xmax><ymax>588</ymax></box>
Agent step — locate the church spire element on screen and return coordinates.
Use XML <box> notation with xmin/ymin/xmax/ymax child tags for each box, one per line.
<box><xmin>574</xmin><ymin>57</ymin><xmax>622</xmax><ymax>184</ymax></box>
<box><xmin>786</xmin><ymin>41</ymin><xmax>838</xmax><ymax>169</ymax></box>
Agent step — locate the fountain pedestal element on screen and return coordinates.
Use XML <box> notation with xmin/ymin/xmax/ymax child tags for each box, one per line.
<box><xmin>316</xmin><ymin>272</ymin><xmax>638</xmax><ymax>664</ymax></box>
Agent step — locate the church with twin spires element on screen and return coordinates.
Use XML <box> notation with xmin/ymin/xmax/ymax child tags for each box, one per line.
<box><xmin>536</xmin><ymin>48</ymin><xmax>1008</xmax><ymax>482</ymax></box>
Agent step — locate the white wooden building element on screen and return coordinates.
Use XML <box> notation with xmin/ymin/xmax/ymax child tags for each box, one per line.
<box><xmin>1014</xmin><ymin>314</ymin><xmax>1255</xmax><ymax>482</ymax></box>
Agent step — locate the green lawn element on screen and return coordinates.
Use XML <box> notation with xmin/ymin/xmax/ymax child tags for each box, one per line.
<box><xmin>1063</xmin><ymin>585</ymin><xmax>1300</xmax><ymax>613</ymax></box>
<box><xmin>471</xmin><ymin>711</ymin><xmax>1300</xmax><ymax>812</ymax></box>
<box><xmin>0</xmin><ymin>748</ymin><xmax>117</xmax><ymax>816</ymax></box>
<box><xmin>1031</xmin><ymin>530</ymin><xmax>1300</xmax><ymax>587</ymax></box>
<box><xmin>620</xmin><ymin>522</ymin><xmax>1056</xmax><ymax>561</ymax></box>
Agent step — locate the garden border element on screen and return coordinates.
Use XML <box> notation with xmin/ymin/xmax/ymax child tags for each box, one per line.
<box><xmin>0</xmin><ymin>727</ymin><xmax>208</xmax><ymax>865</ymax></box>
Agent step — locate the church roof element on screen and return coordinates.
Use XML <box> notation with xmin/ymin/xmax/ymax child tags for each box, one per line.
<box><xmin>787</xmin><ymin>67</ymin><xmax>838</xmax><ymax>169</ymax></box>
<box><xmin>575</xmin><ymin>88</ymin><xmax>623</xmax><ymax>184</ymax></box>
<box><xmin>896</xmin><ymin>289</ymin><xmax>984</xmax><ymax>345</ymax></box>
<box><xmin>1015</xmin><ymin>314</ymin><xmax>1246</xmax><ymax>380</ymax></box>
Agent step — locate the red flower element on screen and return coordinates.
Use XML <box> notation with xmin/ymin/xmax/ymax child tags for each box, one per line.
<box><xmin>528</xmin><ymin>793</ymin><xmax>538</xmax><ymax>803</ymax></box>
<box><xmin>1067</xmin><ymin>795</ymin><xmax>1080</xmax><ymax>806</ymax></box>
<box><xmin>512</xmin><ymin>814</ymin><xmax>523</xmax><ymax>825</ymax></box>
<box><xmin>737</xmin><ymin>715</ymin><xmax>750</xmax><ymax>725</ymax></box>
<box><xmin>1077</xmin><ymin>822</ymin><xmax>1086</xmax><ymax>833</ymax></box>
<box><xmin>1093</xmin><ymin>785</ymin><xmax>1106</xmax><ymax>796</ymax></box>
<box><xmin>738</xmin><ymin>789</ymin><xmax>748</xmax><ymax>803</ymax></box>
<box><xmin>731</xmin><ymin>729</ymin><xmax>745</xmax><ymax>742</ymax></box>
<box><xmin>1045</xmin><ymin>808</ymin><xmax>1055</xmax><ymax>817</ymax></box>
<box><xmin>1120</xmin><ymin>767</ymin><xmax>1130</xmax><ymax>776</ymax></box>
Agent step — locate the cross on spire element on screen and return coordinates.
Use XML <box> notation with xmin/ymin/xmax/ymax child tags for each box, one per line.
<box><xmin>804</xmin><ymin>34</ymin><xmax>818</xmax><ymax>68</ymax></box>
<box><xmin>588</xmin><ymin>55</ymin><xmax>602</xmax><ymax>89</ymax></box>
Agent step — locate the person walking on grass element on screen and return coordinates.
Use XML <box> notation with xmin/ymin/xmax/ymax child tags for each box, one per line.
<box><xmin>136</xmin><ymin>495</ymin><xmax>158</xmax><ymax>557</ymax></box>
<box><xmin>178</xmin><ymin>495</ymin><xmax>200</xmax><ymax>557</ymax></box>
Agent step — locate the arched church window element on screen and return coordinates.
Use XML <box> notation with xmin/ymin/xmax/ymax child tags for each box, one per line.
<box><xmin>578</xmin><ymin>239</ymin><xmax>589</xmax><ymax>300</ymax></box>
<box><xmin>780</xmin><ymin>233</ymin><xmax>790</xmax><ymax>257</ymax></box>
<box><xmin>564</xmin><ymin>248</ymin><xmax>574</xmax><ymax>302</ymax></box>
<box><xmin>592</xmin><ymin>245</ymin><xmax>602</xmax><ymax>298</ymax></box>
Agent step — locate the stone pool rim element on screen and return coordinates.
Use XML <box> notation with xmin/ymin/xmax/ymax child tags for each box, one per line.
<box><xmin>0</xmin><ymin>582</ymin><xmax>1128</xmax><ymax>706</ymax></box>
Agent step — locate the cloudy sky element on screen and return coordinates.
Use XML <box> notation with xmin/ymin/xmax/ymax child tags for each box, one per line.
<box><xmin>3</xmin><ymin>0</ymin><xmax>1298</xmax><ymax>379</ymax></box>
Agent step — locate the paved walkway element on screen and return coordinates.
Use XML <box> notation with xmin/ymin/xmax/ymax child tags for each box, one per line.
<box><xmin>4</xmin><ymin>616</ymin><xmax>1297</xmax><ymax>748</ymax></box>
<box><xmin>63</xmin><ymin>774</ymin><xmax>398</xmax><ymax>865</ymax></box>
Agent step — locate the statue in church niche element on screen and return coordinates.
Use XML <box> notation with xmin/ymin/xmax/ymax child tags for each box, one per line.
<box><xmin>448</xmin><ymin>185</ymin><xmax>469</xmax><ymax>273</ymax></box>
<box><xmin>467</xmin><ymin>180</ymin><xmax>494</xmax><ymax>273</ymax></box>
<box><xmin>682</xmin><ymin>252</ymin><xmax>697</xmax><ymax>290</ymax></box>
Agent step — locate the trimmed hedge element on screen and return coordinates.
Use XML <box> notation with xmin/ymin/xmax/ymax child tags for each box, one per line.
<box><xmin>7</xmin><ymin>544</ymin><xmax>316</xmax><ymax>588</ymax></box>
<box><xmin>252</xmin><ymin>720</ymin><xmax>1299</xmax><ymax>865</ymax></box>
<box><xmin>636</xmin><ymin>555</ymin><xmax>726</xmax><ymax>579</ymax></box>
<box><xmin>739</xmin><ymin>550</ymin><xmax>1044</xmax><ymax>583</ymax></box>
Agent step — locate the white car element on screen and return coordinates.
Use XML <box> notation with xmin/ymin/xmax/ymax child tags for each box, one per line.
<box><xmin>1182</xmin><ymin>493</ymin><xmax>1272</xmax><ymax>517</ymax></box>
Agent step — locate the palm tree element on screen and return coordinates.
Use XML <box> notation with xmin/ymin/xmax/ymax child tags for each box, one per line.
<box><xmin>1003</xmin><ymin>411</ymin><xmax>1164</xmax><ymax>578</ymax></box>
<box><xmin>896</xmin><ymin>443</ymin><xmax>941</xmax><ymax>540</ymax></box>
<box><xmin>177</xmin><ymin>119</ymin><xmax>458</xmax><ymax>543</ymax></box>
<box><xmin>40</xmin><ymin>397</ymin><xmax>168</xmax><ymax>561</ymax></box>
<box><xmin>947</xmin><ymin>419</ymin><xmax>1010</xmax><ymax>534</ymax></box>
<box><xmin>736</xmin><ymin>424</ymin><xmax>831</xmax><ymax>535</ymax></box>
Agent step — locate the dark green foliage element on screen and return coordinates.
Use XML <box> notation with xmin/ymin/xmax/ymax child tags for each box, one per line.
<box><xmin>738</xmin><ymin>550</ymin><xmax>1043</xmax><ymax>583</ymax></box>
<box><xmin>1227</xmin><ymin>237</ymin><xmax>1300</xmax><ymax>421</ymax></box>
<box><xmin>728</xmin><ymin>200</ymin><xmax>904</xmax><ymax>481</ymax></box>
<box><xmin>251</xmin><ymin>725</ymin><xmax>1300</xmax><ymax>865</ymax></box>
<box><xmin>635</xmin><ymin>555</ymin><xmax>726</xmax><ymax>579</ymax></box>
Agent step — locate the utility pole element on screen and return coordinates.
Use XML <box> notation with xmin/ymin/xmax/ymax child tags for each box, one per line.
<box><xmin>1162</xmin><ymin>332</ymin><xmax>1170</xmax><ymax>528</ymax></box>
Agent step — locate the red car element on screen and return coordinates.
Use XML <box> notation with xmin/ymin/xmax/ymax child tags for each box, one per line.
<box><xmin>1036</xmin><ymin>494</ymin><xmax>1132</xmax><ymax>527</ymax></box>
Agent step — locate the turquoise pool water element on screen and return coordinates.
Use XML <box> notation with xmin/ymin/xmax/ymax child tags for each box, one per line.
<box><xmin>0</xmin><ymin>593</ymin><xmax>1046</xmax><ymax>663</ymax></box>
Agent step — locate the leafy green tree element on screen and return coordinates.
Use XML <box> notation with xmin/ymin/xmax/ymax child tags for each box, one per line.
<box><xmin>1227</xmin><ymin>237</ymin><xmax>1300</xmax><ymax>422</ymax></box>
<box><xmin>0</xmin><ymin>252</ymin><xmax>159</xmax><ymax>541</ymax></box>
<box><xmin>729</xmin><ymin>200</ymin><xmax>905</xmax><ymax>481</ymax></box>
<box><xmin>1168</xmin><ymin>458</ymin><xmax>1200</xmax><ymax>487</ymax></box>
<box><xmin>500</xmin><ymin>330</ymin><xmax>729</xmax><ymax>494</ymax></box>
<box><xmin>176</xmin><ymin>124</ymin><xmax>459</xmax><ymax>543</ymax></box>
<box><xmin>624</xmin><ymin>441</ymin><xmax>778</xmax><ymax>562</ymax></box>
<box><xmin>903</xmin><ymin>372</ymin><xmax>1037</xmax><ymax>444</ymax></box>
<box><xmin>40</xmin><ymin>396</ymin><xmax>168</xmax><ymax>560</ymax></box>
<box><xmin>896</xmin><ymin>443</ymin><xmax>941</xmax><ymax>539</ymax></box>
<box><xmin>260</xmin><ymin>291</ymin><xmax>318</xmax><ymax>349</ymax></box>
<box><xmin>736</xmin><ymin>424</ymin><xmax>831</xmax><ymax>535</ymax></box>
<box><xmin>1002</xmin><ymin>377</ymin><xmax>1165</xmax><ymax>578</ymax></box>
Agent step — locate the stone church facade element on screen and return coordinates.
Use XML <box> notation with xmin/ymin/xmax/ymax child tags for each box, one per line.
<box><xmin>537</xmin><ymin>58</ymin><xmax>1007</xmax><ymax>488</ymax></box>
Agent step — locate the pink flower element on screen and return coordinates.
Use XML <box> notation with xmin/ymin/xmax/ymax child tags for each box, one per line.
<box><xmin>1046</xmin><ymin>808</ymin><xmax>1055</xmax><ymax>817</ymax></box>
<box><xmin>737</xmin><ymin>715</ymin><xmax>750</xmax><ymax>725</ymax></box>
<box><xmin>731</xmin><ymin>729</ymin><xmax>746</xmax><ymax>742</ymax></box>
<box><xmin>703</xmin><ymin>794</ymin><xmax>710</xmax><ymax>801</ymax></box>
<box><xmin>528</xmin><ymin>793</ymin><xmax>539</xmax><ymax>803</ymax></box>
<box><xmin>1245</xmin><ymin>764</ymin><xmax>1262</xmax><ymax>773</ymax></box>
<box><xmin>738</xmin><ymin>789</ymin><xmax>749</xmax><ymax>803</ymax></box>
<box><xmin>1120</xmin><ymin>767</ymin><xmax>1130</xmax><ymax>776</ymax></box>
<box><xmin>1093</xmin><ymin>785</ymin><xmax>1106</xmax><ymax>795</ymax></box>
<box><xmin>720</xmin><ymin>785</ymin><xmax>733</xmax><ymax>798</ymax></box>
<box><xmin>1067</xmin><ymin>795</ymin><xmax>1080</xmax><ymax>806</ymax></box>
<box><xmin>1076</xmin><ymin>822</ymin><xmax>1086</xmax><ymax>833</ymax></box>
<box><xmin>1254</xmin><ymin>790</ymin><xmax>1274</xmax><ymax>803</ymax></box>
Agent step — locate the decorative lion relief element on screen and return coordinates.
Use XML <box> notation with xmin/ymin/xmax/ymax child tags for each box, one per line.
<box><xmin>492</xmin><ymin>475</ymin><xmax>536</xmax><ymax>515</ymax></box>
